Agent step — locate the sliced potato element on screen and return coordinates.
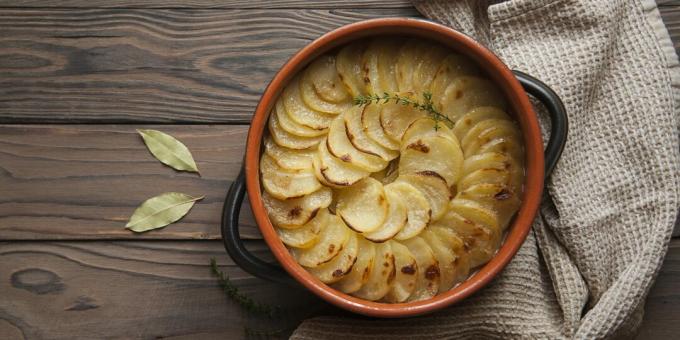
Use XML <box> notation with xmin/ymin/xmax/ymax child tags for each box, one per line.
<box><xmin>420</xmin><ymin>229</ymin><xmax>456</xmax><ymax>292</ymax></box>
<box><xmin>336</xmin><ymin>42</ymin><xmax>367</xmax><ymax>97</ymax></box>
<box><xmin>430</xmin><ymin>54</ymin><xmax>480</xmax><ymax>106</ymax></box>
<box><xmin>379</xmin><ymin>100</ymin><xmax>426</xmax><ymax>142</ymax></box>
<box><xmin>475</xmin><ymin>137</ymin><xmax>524</xmax><ymax>162</ymax></box>
<box><xmin>396</xmin><ymin>171</ymin><xmax>451</xmax><ymax>221</ymax></box>
<box><xmin>395</xmin><ymin>40</ymin><xmax>426</xmax><ymax>92</ymax></box>
<box><xmin>263</xmin><ymin>187</ymin><xmax>332</xmax><ymax>228</ymax></box>
<box><xmin>313</xmin><ymin>139</ymin><xmax>369</xmax><ymax>187</ymax></box>
<box><xmin>362</xmin><ymin>39</ymin><xmax>400</xmax><ymax>94</ymax></box>
<box><xmin>260</xmin><ymin>154</ymin><xmax>321</xmax><ymax>199</ymax></box>
<box><xmin>446</xmin><ymin>198</ymin><xmax>501</xmax><ymax>267</ymax></box>
<box><xmin>411</xmin><ymin>44</ymin><xmax>448</xmax><ymax>93</ymax></box>
<box><xmin>275</xmin><ymin>97</ymin><xmax>327</xmax><ymax>137</ymax></box>
<box><xmin>461</xmin><ymin>119</ymin><xmax>522</xmax><ymax>157</ymax></box>
<box><xmin>291</xmin><ymin>213</ymin><xmax>351</xmax><ymax>268</ymax></box>
<box><xmin>402</xmin><ymin>237</ymin><xmax>439</xmax><ymax>302</ymax></box>
<box><xmin>283</xmin><ymin>76</ymin><xmax>336</xmax><ymax>131</ymax></box>
<box><xmin>268</xmin><ymin>110</ymin><xmax>323</xmax><ymax>150</ymax></box>
<box><xmin>327</xmin><ymin>115</ymin><xmax>387</xmax><ymax>172</ymax></box>
<box><xmin>401</xmin><ymin>117</ymin><xmax>458</xmax><ymax>147</ymax></box>
<box><xmin>264</xmin><ymin>136</ymin><xmax>314</xmax><ymax>171</ymax></box>
<box><xmin>308</xmin><ymin>231</ymin><xmax>359</xmax><ymax>283</ymax></box>
<box><xmin>360</xmin><ymin>39</ymin><xmax>383</xmax><ymax>95</ymax></box>
<box><xmin>453</xmin><ymin>106</ymin><xmax>510</xmax><ymax>140</ymax></box>
<box><xmin>352</xmin><ymin>241</ymin><xmax>395</xmax><ymax>301</ymax></box>
<box><xmin>362</xmin><ymin>104</ymin><xmax>400</xmax><ymax>150</ymax></box>
<box><xmin>388</xmin><ymin>181</ymin><xmax>431</xmax><ymax>241</ymax></box>
<box><xmin>363</xmin><ymin>185</ymin><xmax>408</xmax><ymax>242</ymax></box>
<box><xmin>429</xmin><ymin>225</ymin><xmax>470</xmax><ymax>285</ymax></box>
<box><xmin>462</xmin><ymin>152</ymin><xmax>524</xmax><ymax>194</ymax></box>
<box><xmin>458</xmin><ymin>183</ymin><xmax>521</xmax><ymax>230</ymax></box>
<box><xmin>458</xmin><ymin>168</ymin><xmax>511</xmax><ymax>192</ymax></box>
<box><xmin>301</xmin><ymin>54</ymin><xmax>351</xmax><ymax>104</ymax></box>
<box><xmin>439</xmin><ymin>76</ymin><xmax>508</xmax><ymax>123</ymax></box>
<box><xmin>399</xmin><ymin>135</ymin><xmax>464</xmax><ymax>186</ymax></box>
<box><xmin>336</xmin><ymin>177</ymin><xmax>388</xmax><ymax>233</ymax></box>
<box><xmin>383</xmin><ymin>240</ymin><xmax>417</xmax><ymax>302</ymax></box>
<box><xmin>344</xmin><ymin>105</ymin><xmax>399</xmax><ymax>161</ymax></box>
<box><xmin>276</xmin><ymin>208</ymin><xmax>329</xmax><ymax>248</ymax></box>
<box><xmin>332</xmin><ymin>236</ymin><xmax>376</xmax><ymax>294</ymax></box>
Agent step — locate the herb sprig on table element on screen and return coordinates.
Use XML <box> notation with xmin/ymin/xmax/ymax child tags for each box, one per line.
<box><xmin>353</xmin><ymin>91</ymin><xmax>455</xmax><ymax>130</ymax></box>
<box><xmin>210</xmin><ymin>258</ymin><xmax>280</xmax><ymax>318</ymax></box>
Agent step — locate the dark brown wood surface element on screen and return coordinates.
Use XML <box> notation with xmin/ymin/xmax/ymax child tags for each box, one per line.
<box><xmin>0</xmin><ymin>1</ymin><xmax>679</xmax><ymax>339</ymax></box>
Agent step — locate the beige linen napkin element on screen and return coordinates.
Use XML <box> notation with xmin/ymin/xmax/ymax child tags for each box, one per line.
<box><xmin>291</xmin><ymin>0</ymin><xmax>680</xmax><ymax>338</ymax></box>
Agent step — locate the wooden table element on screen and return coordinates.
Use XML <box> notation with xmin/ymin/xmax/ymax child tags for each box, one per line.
<box><xmin>1</xmin><ymin>1</ymin><xmax>678</xmax><ymax>339</ymax></box>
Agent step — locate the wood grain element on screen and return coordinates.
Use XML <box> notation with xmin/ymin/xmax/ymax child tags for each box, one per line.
<box><xmin>0</xmin><ymin>124</ymin><xmax>263</xmax><ymax>240</ymax></box>
<box><xmin>0</xmin><ymin>8</ymin><xmax>419</xmax><ymax>123</ymax></box>
<box><xmin>0</xmin><ymin>0</ymin><xmax>412</xmax><ymax>9</ymax></box>
<box><xmin>0</xmin><ymin>240</ymin><xmax>328</xmax><ymax>339</ymax></box>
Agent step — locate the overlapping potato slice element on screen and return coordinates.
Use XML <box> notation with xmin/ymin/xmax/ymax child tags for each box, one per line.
<box><xmin>430</xmin><ymin>54</ymin><xmax>480</xmax><ymax>105</ymax></box>
<box><xmin>345</xmin><ymin>105</ymin><xmax>399</xmax><ymax>161</ymax></box>
<box><xmin>462</xmin><ymin>152</ymin><xmax>524</xmax><ymax>193</ymax></box>
<box><xmin>453</xmin><ymin>107</ymin><xmax>510</xmax><ymax>140</ymax></box>
<box><xmin>353</xmin><ymin>241</ymin><xmax>395</xmax><ymax>301</ymax></box>
<box><xmin>402</xmin><ymin>237</ymin><xmax>439</xmax><ymax>301</ymax></box>
<box><xmin>363</xmin><ymin>185</ymin><xmax>408</xmax><ymax>242</ymax></box>
<box><xmin>360</xmin><ymin>39</ymin><xmax>383</xmax><ymax>95</ymax></box>
<box><xmin>276</xmin><ymin>208</ymin><xmax>329</xmax><ymax>248</ymax></box>
<box><xmin>400</xmin><ymin>135</ymin><xmax>464</xmax><ymax>186</ymax></box>
<box><xmin>429</xmin><ymin>225</ymin><xmax>470</xmax><ymax>285</ymax></box>
<box><xmin>264</xmin><ymin>136</ymin><xmax>314</xmax><ymax>171</ymax></box>
<box><xmin>461</xmin><ymin>119</ymin><xmax>522</xmax><ymax>157</ymax></box>
<box><xmin>388</xmin><ymin>181</ymin><xmax>431</xmax><ymax>240</ymax></box>
<box><xmin>313</xmin><ymin>139</ymin><xmax>369</xmax><ymax>187</ymax></box>
<box><xmin>291</xmin><ymin>213</ymin><xmax>351</xmax><ymax>268</ymax></box>
<box><xmin>411</xmin><ymin>44</ymin><xmax>448</xmax><ymax>94</ymax></box>
<box><xmin>445</xmin><ymin>198</ymin><xmax>501</xmax><ymax>268</ymax></box>
<box><xmin>333</xmin><ymin>236</ymin><xmax>375</xmax><ymax>294</ymax></box>
<box><xmin>439</xmin><ymin>76</ymin><xmax>508</xmax><ymax>123</ymax></box>
<box><xmin>396</xmin><ymin>40</ymin><xmax>427</xmax><ymax>92</ymax></box>
<box><xmin>275</xmin><ymin>97</ymin><xmax>327</xmax><ymax>137</ymax></box>
<box><xmin>458</xmin><ymin>183</ymin><xmax>521</xmax><ymax>230</ymax></box>
<box><xmin>283</xmin><ymin>76</ymin><xmax>336</xmax><ymax>131</ymax></box>
<box><xmin>268</xmin><ymin>110</ymin><xmax>323</xmax><ymax>150</ymax></box>
<box><xmin>475</xmin><ymin>137</ymin><xmax>524</xmax><ymax>162</ymax></box>
<box><xmin>362</xmin><ymin>104</ymin><xmax>400</xmax><ymax>150</ymax></box>
<box><xmin>458</xmin><ymin>168</ymin><xmax>511</xmax><ymax>192</ymax></box>
<box><xmin>420</xmin><ymin>229</ymin><xmax>457</xmax><ymax>292</ymax></box>
<box><xmin>327</xmin><ymin>115</ymin><xmax>387</xmax><ymax>172</ymax></box>
<box><xmin>336</xmin><ymin>42</ymin><xmax>367</xmax><ymax>97</ymax></box>
<box><xmin>263</xmin><ymin>187</ymin><xmax>332</xmax><ymax>228</ymax></box>
<box><xmin>300</xmin><ymin>55</ymin><xmax>352</xmax><ymax>114</ymax></box>
<box><xmin>401</xmin><ymin>117</ymin><xmax>458</xmax><ymax>147</ymax></box>
<box><xmin>383</xmin><ymin>240</ymin><xmax>418</xmax><ymax>302</ymax></box>
<box><xmin>261</xmin><ymin>154</ymin><xmax>321</xmax><ymax>199</ymax></box>
<box><xmin>379</xmin><ymin>100</ymin><xmax>426</xmax><ymax>142</ymax></box>
<box><xmin>362</xmin><ymin>39</ymin><xmax>400</xmax><ymax>94</ymax></box>
<box><xmin>396</xmin><ymin>172</ymin><xmax>451</xmax><ymax>221</ymax></box>
<box><xmin>336</xmin><ymin>177</ymin><xmax>388</xmax><ymax>233</ymax></box>
<box><xmin>308</xmin><ymin>231</ymin><xmax>359</xmax><ymax>283</ymax></box>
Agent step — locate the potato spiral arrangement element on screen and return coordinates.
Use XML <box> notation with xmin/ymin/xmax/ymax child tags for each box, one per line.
<box><xmin>260</xmin><ymin>39</ymin><xmax>524</xmax><ymax>302</ymax></box>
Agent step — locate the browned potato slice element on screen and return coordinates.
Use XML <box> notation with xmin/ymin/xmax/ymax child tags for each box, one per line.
<box><xmin>439</xmin><ymin>76</ymin><xmax>508</xmax><ymax>123</ymax></box>
<box><xmin>327</xmin><ymin>115</ymin><xmax>387</xmax><ymax>172</ymax></box>
<box><xmin>411</xmin><ymin>44</ymin><xmax>448</xmax><ymax>94</ymax></box>
<box><xmin>388</xmin><ymin>181</ymin><xmax>431</xmax><ymax>241</ymax></box>
<box><xmin>336</xmin><ymin>42</ymin><xmax>367</xmax><ymax>97</ymax></box>
<box><xmin>445</xmin><ymin>198</ymin><xmax>501</xmax><ymax>268</ymax></box>
<box><xmin>461</xmin><ymin>119</ymin><xmax>522</xmax><ymax>157</ymax></box>
<box><xmin>399</xmin><ymin>135</ymin><xmax>464</xmax><ymax>186</ymax></box>
<box><xmin>458</xmin><ymin>183</ymin><xmax>522</xmax><ymax>230</ymax></box>
<box><xmin>291</xmin><ymin>213</ymin><xmax>351</xmax><ymax>268</ymax></box>
<box><xmin>420</xmin><ymin>229</ymin><xmax>457</xmax><ymax>292</ymax></box>
<box><xmin>313</xmin><ymin>139</ymin><xmax>369</xmax><ymax>187</ymax></box>
<box><xmin>458</xmin><ymin>168</ymin><xmax>511</xmax><ymax>192</ymax></box>
<box><xmin>283</xmin><ymin>76</ymin><xmax>336</xmax><ymax>130</ymax></box>
<box><xmin>263</xmin><ymin>187</ymin><xmax>332</xmax><ymax>228</ymax></box>
<box><xmin>379</xmin><ymin>100</ymin><xmax>426</xmax><ymax>143</ymax></box>
<box><xmin>363</xmin><ymin>185</ymin><xmax>408</xmax><ymax>242</ymax></box>
<box><xmin>383</xmin><ymin>240</ymin><xmax>417</xmax><ymax>303</ymax></box>
<box><xmin>402</xmin><ymin>237</ymin><xmax>439</xmax><ymax>301</ymax></box>
<box><xmin>453</xmin><ymin>106</ymin><xmax>510</xmax><ymax>140</ymax></box>
<box><xmin>275</xmin><ymin>97</ymin><xmax>327</xmax><ymax>137</ymax></box>
<box><xmin>353</xmin><ymin>241</ymin><xmax>395</xmax><ymax>301</ymax></box>
<box><xmin>396</xmin><ymin>40</ymin><xmax>427</xmax><ymax>92</ymax></box>
<box><xmin>276</xmin><ymin>208</ymin><xmax>330</xmax><ymax>248</ymax></box>
<box><xmin>268</xmin><ymin>110</ymin><xmax>323</xmax><ymax>150</ymax></box>
<box><xmin>336</xmin><ymin>177</ymin><xmax>388</xmax><ymax>233</ymax></box>
<box><xmin>264</xmin><ymin>136</ymin><xmax>314</xmax><ymax>171</ymax></box>
<box><xmin>362</xmin><ymin>39</ymin><xmax>400</xmax><ymax>94</ymax></box>
<box><xmin>475</xmin><ymin>137</ymin><xmax>524</xmax><ymax>162</ymax></box>
<box><xmin>300</xmin><ymin>55</ymin><xmax>352</xmax><ymax>108</ymax></box>
<box><xmin>308</xmin><ymin>231</ymin><xmax>359</xmax><ymax>283</ymax></box>
<box><xmin>332</xmin><ymin>236</ymin><xmax>376</xmax><ymax>294</ymax></box>
<box><xmin>345</xmin><ymin>105</ymin><xmax>399</xmax><ymax>161</ymax></box>
<box><xmin>429</xmin><ymin>225</ymin><xmax>470</xmax><ymax>285</ymax></box>
<box><xmin>401</xmin><ymin>117</ymin><xmax>458</xmax><ymax>147</ymax></box>
<box><xmin>362</xmin><ymin>104</ymin><xmax>400</xmax><ymax>150</ymax></box>
<box><xmin>260</xmin><ymin>154</ymin><xmax>321</xmax><ymax>200</ymax></box>
<box><xmin>430</xmin><ymin>54</ymin><xmax>480</xmax><ymax>106</ymax></box>
<box><xmin>396</xmin><ymin>171</ymin><xmax>451</xmax><ymax>221</ymax></box>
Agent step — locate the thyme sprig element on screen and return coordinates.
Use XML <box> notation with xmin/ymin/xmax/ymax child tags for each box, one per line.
<box><xmin>209</xmin><ymin>258</ymin><xmax>280</xmax><ymax>318</ymax></box>
<box><xmin>353</xmin><ymin>91</ymin><xmax>454</xmax><ymax>130</ymax></box>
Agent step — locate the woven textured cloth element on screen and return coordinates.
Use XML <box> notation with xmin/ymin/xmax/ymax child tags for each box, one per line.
<box><xmin>291</xmin><ymin>0</ymin><xmax>680</xmax><ymax>338</ymax></box>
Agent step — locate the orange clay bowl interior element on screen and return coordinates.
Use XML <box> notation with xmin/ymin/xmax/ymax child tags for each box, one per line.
<box><xmin>245</xmin><ymin>18</ymin><xmax>544</xmax><ymax>318</ymax></box>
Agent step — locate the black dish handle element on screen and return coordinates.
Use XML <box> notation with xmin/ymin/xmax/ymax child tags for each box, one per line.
<box><xmin>221</xmin><ymin>70</ymin><xmax>568</xmax><ymax>284</ymax></box>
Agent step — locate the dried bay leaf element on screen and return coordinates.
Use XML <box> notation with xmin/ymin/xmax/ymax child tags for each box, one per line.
<box><xmin>138</xmin><ymin>129</ymin><xmax>200</xmax><ymax>174</ymax></box>
<box><xmin>126</xmin><ymin>192</ymin><xmax>203</xmax><ymax>232</ymax></box>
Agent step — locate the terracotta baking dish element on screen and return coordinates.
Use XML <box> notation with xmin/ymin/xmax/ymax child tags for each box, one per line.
<box><xmin>221</xmin><ymin>18</ymin><xmax>568</xmax><ymax>318</ymax></box>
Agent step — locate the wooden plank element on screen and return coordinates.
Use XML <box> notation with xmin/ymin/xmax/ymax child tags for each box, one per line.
<box><xmin>0</xmin><ymin>240</ymin><xmax>328</xmax><ymax>339</ymax></box>
<box><xmin>0</xmin><ymin>124</ymin><xmax>263</xmax><ymax>240</ymax></box>
<box><xmin>0</xmin><ymin>8</ymin><xmax>420</xmax><ymax>124</ymax></box>
<box><xmin>0</xmin><ymin>0</ymin><xmax>412</xmax><ymax>9</ymax></box>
